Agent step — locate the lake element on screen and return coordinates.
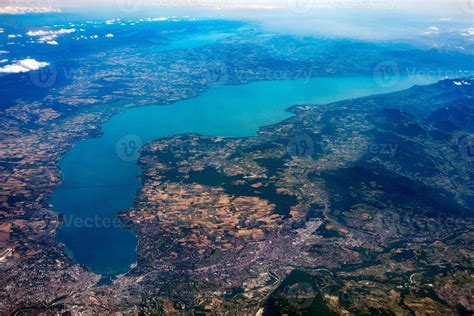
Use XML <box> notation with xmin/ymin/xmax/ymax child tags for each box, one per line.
<box><xmin>49</xmin><ymin>75</ymin><xmax>435</xmax><ymax>276</ymax></box>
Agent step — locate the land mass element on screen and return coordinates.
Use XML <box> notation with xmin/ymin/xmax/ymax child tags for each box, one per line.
<box><xmin>114</xmin><ymin>78</ymin><xmax>473</xmax><ymax>315</ymax></box>
<box><xmin>0</xmin><ymin>18</ymin><xmax>473</xmax><ymax>314</ymax></box>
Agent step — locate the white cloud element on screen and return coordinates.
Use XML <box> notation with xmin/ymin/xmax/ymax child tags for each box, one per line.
<box><xmin>145</xmin><ymin>17</ymin><xmax>168</xmax><ymax>22</ymax></box>
<box><xmin>105</xmin><ymin>33</ymin><xmax>114</xmax><ymax>38</ymax></box>
<box><xmin>0</xmin><ymin>6</ymin><xmax>61</xmax><ymax>14</ymax></box>
<box><xmin>453</xmin><ymin>81</ymin><xmax>472</xmax><ymax>86</ymax></box>
<box><xmin>0</xmin><ymin>28</ymin><xmax>4</xmax><ymax>33</ymax></box>
<box><xmin>424</xmin><ymin>26</ymin><xmax>439</xmax><ymax>35</ymax></box>
<box><xmin>27</xmin><ymin>28</ymin><xmax>76</xmax><ymax>37</ymax></box>
<box><xmin>0</xmin><ymin>59</ymin><xmax>49</xmax><ymax>74</ymax></box>
<box><xmin>460</xmin><ymin>28</ymin><xmax>474</xmax><ymax>37</ymax></box>
<box><xmin>26</xmin><ymin>28</ymin><xmax>75</xmax><ymax>44</ymax></box>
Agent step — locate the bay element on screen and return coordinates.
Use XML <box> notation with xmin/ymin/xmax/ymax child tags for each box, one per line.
<box><xmin>50</xmin><ymin>75</ymin><xmax>435</xmax><ymax>276</ymax></box>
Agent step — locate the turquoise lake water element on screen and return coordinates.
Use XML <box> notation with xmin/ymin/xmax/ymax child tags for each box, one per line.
<box><xmin>50</xmin><ymin>76</ymin><xmax>435</xmax><ymax>276</ymax></box>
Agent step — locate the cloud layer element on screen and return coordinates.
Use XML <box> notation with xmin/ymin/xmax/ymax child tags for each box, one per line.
<box><xmin>0</xmin><ymin>59</ymin><xmax>49</xmax><ymax>74</ymax></box>
<box><xmin>0</xmin><ymin>6</ymin><xmax>61</xmax><ymax>14</ymax></box>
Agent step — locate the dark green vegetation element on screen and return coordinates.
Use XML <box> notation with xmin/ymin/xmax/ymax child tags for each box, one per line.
<box><xmin>264</xmin><ymin>79</ymin><xmax>474</xmax><ymax>314</ymax></box>
<box><xmin>264</xmin><ymin>270</ymin><xmax>338</xmax><ymax>316</ymax></box>
<box><xmin>133</xmin><ymin>78</ymin><xmax>473</xmax><ymax>314</ymax></box>
<box><xmin>157</xmin><ymin>165</ymin><xmax>298</xmax><ymax>217</ymax></box>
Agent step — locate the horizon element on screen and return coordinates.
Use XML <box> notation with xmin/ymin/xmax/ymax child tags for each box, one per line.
<box><xmin>1</xmin><ymin>0</ymin><xmax>473</xmax><ymax>45</ymax></box>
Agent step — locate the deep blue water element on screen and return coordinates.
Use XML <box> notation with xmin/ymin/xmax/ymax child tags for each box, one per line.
<box><xmin>49</xmin><ymin>75</ymin><xmax>435</xmax><ymax>276</ymax></box>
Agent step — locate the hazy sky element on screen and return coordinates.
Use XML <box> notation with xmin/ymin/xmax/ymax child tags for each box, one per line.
<box><xmin>1</xmin><ymin>0</ymin><xmax>472</xmax><ymax>44</ymax></box>
<box><xmin>1</xmin><ymin>0</ymin><xmax>471</xmax><ymax>14</ymax></box>
<box><xmin>33</xmin><ymin>0</ymin><xmax>471</xmax><ymax>21</ymax></box>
